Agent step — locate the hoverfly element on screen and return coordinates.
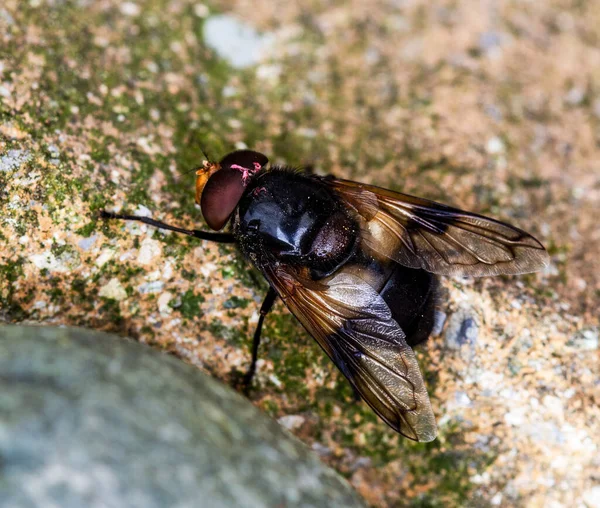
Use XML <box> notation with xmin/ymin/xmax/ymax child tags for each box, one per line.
<box><xmin>101</xmin><ymin>150</ymin><xmax>548</xmax><ymax>442</ymax></box>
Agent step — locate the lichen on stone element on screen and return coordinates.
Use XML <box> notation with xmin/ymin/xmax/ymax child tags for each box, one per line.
<box><xmin>0</xmin><ymin>0</ymin><xmax>598</xmax><ymax>506</ymax></box>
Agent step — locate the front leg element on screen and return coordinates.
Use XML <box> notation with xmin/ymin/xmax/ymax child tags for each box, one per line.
<box><xmin>99</xmin><ymin>211</ymin><xmax>236</xmax><ymax>243</ymax></box>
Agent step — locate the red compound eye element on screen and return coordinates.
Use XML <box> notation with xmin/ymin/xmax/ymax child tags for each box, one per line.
<box><xmin>200</xmin><ymin>150</ymin><xmax>268</xmax><ymax>230</ymax></box>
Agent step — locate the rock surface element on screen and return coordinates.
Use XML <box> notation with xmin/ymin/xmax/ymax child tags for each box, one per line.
<box><xmin>0</xmin><ymin>0</ymin><xmax>598</xmax><ymax>506</ymax></box>
<box><xmin>0</xmin><ymin>325</ymin><xmax>365</xmax><ymax>508</ymax></box>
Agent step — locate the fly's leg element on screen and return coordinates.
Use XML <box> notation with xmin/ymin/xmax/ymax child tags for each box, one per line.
<box><xmin>242</xmin><ymin>287</ymin><xmax>277</xmax><ymax>393</ymax></box>
<box><xmin>102</xmin><ymin>210</ymin><xmax>277</xmax><ymax>394</ymax></box>
<box><xmin>99</xmin><ymin>211</ymin><xmax>236</xmax><ymax>243</ymax></box>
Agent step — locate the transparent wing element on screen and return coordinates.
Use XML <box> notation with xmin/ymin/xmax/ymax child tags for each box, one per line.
<box><xmin>264</xmin><ymin>266</ymin><xmax>437</xmax><ymax>442</ymax></box>
<box><xmin>327</xmin><ymin>178</ymin><xmax>549</xmax><ymax>277</ymax></box>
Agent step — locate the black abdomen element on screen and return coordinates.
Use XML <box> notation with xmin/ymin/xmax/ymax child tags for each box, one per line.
<box><xmin>381</xmin><ymin>264</ymin><xmax>438</xmax><ymax>347</ymax></box>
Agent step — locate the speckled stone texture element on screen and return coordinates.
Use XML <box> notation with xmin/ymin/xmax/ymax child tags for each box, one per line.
<box><xmin>0</xmin><ymin>325</ymin><xmax>365</xmax><ymax>508</ymax></box>
<box><xmin>1</xmin><ymin>0</ymin><xmax>599</xmax><ymax>505</ymax></box>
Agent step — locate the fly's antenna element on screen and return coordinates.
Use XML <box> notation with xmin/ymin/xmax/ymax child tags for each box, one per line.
<box><xmin>182</xmin><ymin>165</ymin><xmax>201</xmax><ymax>176</ymax></box>
<box><xmin>199</xmin><ymin>146</ymin><xmax>212</xmax><ymax>163</ymax></box>
<box><xmin>181</xmin><ymin>145</ymin><xmax>214</xmax><ymax>176</ymax></box>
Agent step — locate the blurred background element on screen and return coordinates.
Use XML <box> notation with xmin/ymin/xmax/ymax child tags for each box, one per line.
<box><xmin>0</xmin><ymin>0</ymin><xmax>598</xmax><ymax>506</ymax></box>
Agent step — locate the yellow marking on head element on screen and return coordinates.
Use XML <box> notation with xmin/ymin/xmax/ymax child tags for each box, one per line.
<box><xmin>195</xmin><ymin>160</ymin><xmax>221</xmax><ymax>205</ymax></box>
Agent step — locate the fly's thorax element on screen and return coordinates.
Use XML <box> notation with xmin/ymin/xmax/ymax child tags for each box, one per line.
<box><xmin>233</xmin><ymin>170</ymin><xmax>359</xmax><ymax>277</ymax></box>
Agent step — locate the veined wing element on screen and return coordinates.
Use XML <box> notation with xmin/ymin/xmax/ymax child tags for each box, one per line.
<box><xmin>326</xmin><ymin>178</ymin><xmax>549</xmax><ymax>277</ymax></box>
<box><xmin>264</xmin><ymin>266</ymin><xmax>437</xmax><ymax>442</ymax></box>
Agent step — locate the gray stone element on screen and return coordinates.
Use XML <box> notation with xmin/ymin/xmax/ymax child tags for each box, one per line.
<box><xmin>445</xmin><ymin>306</ymin><xmax>479</xmax><ymax>353</ymax></box>
<box><xmin>570</xmin><ymin>327</ymin><xmax>599</xmax><ymax>351</ymax></box>
<box><xmin>0</xmin><ymin>325</ymin><xmax>365</xmax><ymax>508</ymax></box>
<box><xmin>478</xmin><ymin>31</ymin><xmax>505</xmax><ymax>54</ymax></box>
<box><xmin>0</xmin><ymin>148</ymin><xmax>30</xmax><ymax>172</ymax></box>
<box><xmin>203</xmin><ymin>15</ymin><xmax>275</xmax><ymax>69</ymax></box>
<box><xmin>431</xmin><ymin>310</ymin><xmax>447</xmax><ymax>336</ymax></box>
